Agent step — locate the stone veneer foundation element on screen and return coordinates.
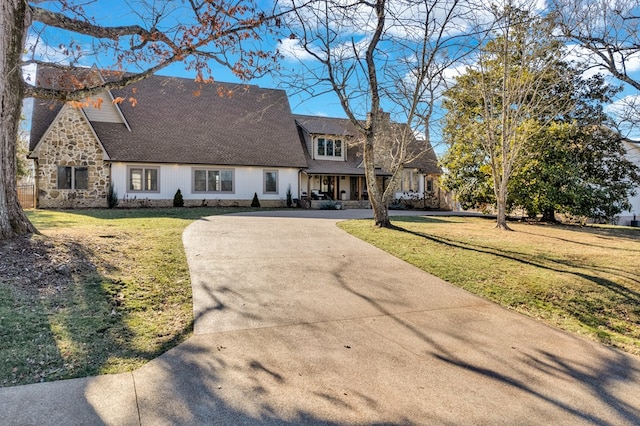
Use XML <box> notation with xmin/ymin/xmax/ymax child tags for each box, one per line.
<box><xmin>116</xmin><ymin>198</ymin><xmax>287</xmax><ymax>208</ymax></box>
<box><xmin>36</xmin><ymin>106</ymin><xmax>110</xmax><ymax>208</ymax></box>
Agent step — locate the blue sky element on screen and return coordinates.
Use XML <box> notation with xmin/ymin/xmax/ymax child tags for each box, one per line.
<box><xmin>21</xmin><ymin>0</ymin><xmax>640</xmax><ymax>145</ymax></box>
<box><xmin>22</xmin><ymin>0</ymin><xmax>349</xmax><ymax>120</ymax></box>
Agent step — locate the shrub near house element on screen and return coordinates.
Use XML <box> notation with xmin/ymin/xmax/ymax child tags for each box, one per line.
<box><xmin>29</xmin><ymin>68</ymin><xmax>306</xmax><ymax>208</ymax></box>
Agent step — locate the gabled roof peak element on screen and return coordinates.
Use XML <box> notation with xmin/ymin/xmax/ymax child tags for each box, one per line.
<box><xmin>31</xmin><ymin>70</ymin><xmax>307</xmax><ymax>168</ymax></box>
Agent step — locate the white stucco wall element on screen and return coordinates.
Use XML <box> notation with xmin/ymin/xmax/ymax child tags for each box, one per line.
<box><xmin>622</xmin><ymin>140</ymin><xmax>640</xmax><ymax>226</ymax></box>
<box><xmin>110</xmin><ymin>162</ymin><xmax>300</xmax><ymax>205</ymax></box>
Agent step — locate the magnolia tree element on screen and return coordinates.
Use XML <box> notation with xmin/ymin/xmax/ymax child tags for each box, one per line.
<box><xmin>1</xmin><ymin>0</ymin><xmax>296</xmax><ymax>239</ymax></box>
<box><xmin>442</xmin><ymin>5</ymin><xmax>576</xmax><ymax>230</ymax></box>
<box><xmin>279</xmin><ymin>0</ymin><xmax>488</xmax><ymax>227</ymax></box>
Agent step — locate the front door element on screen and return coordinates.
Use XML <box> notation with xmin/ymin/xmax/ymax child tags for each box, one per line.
<box><xmin>321</xmin><ymin>176</ymin><xmax>334</xmax><ymax>198</ymax></box>
<box><xmin>350</xmin><ymin>177</ymin><xmax>359</xmax><ymax>200</ymax></box>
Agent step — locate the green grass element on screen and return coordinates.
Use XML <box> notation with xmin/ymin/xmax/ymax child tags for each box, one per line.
<box><xmin>338</xmin><ymin>216</ymin><xmax>640</xmax><ymax>355</ymax></box>
<box><xmin>3</xmin><ymin>210</ymin><xmax>638</xmax><ymax>386</ymax></box>
<box><xmin>1</xmin><ymin>207</ymin><xmax>251</xmax><ymax>386</ymax></box>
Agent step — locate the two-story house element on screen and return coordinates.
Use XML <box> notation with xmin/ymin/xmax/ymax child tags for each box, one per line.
<box><xmin>295</xmin><ymin>115</ymin><xmax>444</xmax><ymax>208</ymax></box>
<box><xmin>28</xmin><ymin>67</ymin><xmax>446</xmax><ymax>209</ymax></box>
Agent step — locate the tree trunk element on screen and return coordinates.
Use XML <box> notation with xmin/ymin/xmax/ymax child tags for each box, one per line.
<box><xmin>0</xmin><ymin>1</ymin><xmax>38</xmax><ymax>239</ymax></box>
<box><xmin>541</xmin><ymin>207</ymin><xmax>556</xmax><ymax>222</ymax></box>
<box><xmin>369</xmin><ymin>187</ymin><xmax>391</xmax><ymax>228</ymax></box>
<box><xmin>360</xmin><ymin>0</ymin><xmax>390</xmax><ymax>229</ymax></box>
<box><xmin>495</xmin><ymin>183</ymin><xmax>511</xmax><ymax>231</ymax></box>
<box><xmin>363</xmin><ymin>124</ymin><xmax>391</xmax><ymax>228</ymax></box>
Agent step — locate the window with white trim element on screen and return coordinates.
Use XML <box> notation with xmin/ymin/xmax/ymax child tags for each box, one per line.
<box><xmin>128</xmin><ymin>167</ymin><xmax>159</xmax><ymax>192</ymax></box>
<box><xmin>264</xmin><ymin>170</ymin><xmax>278</xmax><ymax>194</ymax></box>
<box><xmin>192</xmin><ymin>168</ymin><xmax>234</xmax><ymax>193</ymax></box>
<box><xmin>57</xmin><ymin>166</ymin><xmax>88</xmax><ymax>190</ymax></box>
<box><xmin>401</xmin><ymin>169</ymin><xmax>420</xmax><ymax>192</ymax></box>
<box><xmin>316</xmin><ymin>137</ymin><xmax>343</xmax><ymax>160</ymax></box>
<box><xmin>426</xmin><ymin>178</ymin><xmax>434</xmax><ymax>193</ymax></box>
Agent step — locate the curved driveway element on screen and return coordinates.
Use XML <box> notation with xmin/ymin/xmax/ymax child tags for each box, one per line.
<box><xmin>1</xmin><ymin>209</ymin><xmax>639</xmax><ymax>425</ymax></box>
<box><xmin>166</xmin><ymin>209</ymin><xmax>639</xmax><ymax>424</ymax></box>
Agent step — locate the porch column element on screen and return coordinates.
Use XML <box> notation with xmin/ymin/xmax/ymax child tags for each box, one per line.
<box><xmin>358</xmin><ymin>176</ymin><xmax>362</xmax><ymax>201</ymax></box>
<box><xmin>334</xmin><ymin>175</ymin><xmax>338</xmax><ymax>200</ymax></box>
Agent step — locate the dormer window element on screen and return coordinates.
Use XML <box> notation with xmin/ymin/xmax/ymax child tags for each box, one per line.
<box><xmin>316</xmin><ymin>137</ymin><xmax>343</xmax><ymax>160</ymax></box>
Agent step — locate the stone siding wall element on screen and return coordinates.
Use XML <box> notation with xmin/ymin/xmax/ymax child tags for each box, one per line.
<box><xmin>36</xmin><ymin>106</ymin><xmax>109</xmax><ymax>208</ymax></box>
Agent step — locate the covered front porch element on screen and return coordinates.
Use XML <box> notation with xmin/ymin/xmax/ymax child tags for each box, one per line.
<box><xmin>299</xmin><ymin>172</ymin><xmax>389</xmax><ymax>202</ymax></box>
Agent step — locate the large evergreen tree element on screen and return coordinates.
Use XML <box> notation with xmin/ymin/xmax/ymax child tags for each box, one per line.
<box><xmin>441</xmin><ymin>6</ymin><xmax>571</xmax><ymax>230</ymax></box>
<box><xmin>509</xmin><ymin>74</ymin><xmax>640</xmax><ymax>222</ymax></box>
<box><xmin>442</xmin><ymin>39</ymin><xmax>640</xmax><ymax>223</ymax></box>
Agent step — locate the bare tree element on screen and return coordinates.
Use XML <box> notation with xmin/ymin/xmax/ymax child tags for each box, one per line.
<box><xmin>443</xmin><ymin>4</ymin><xmax>575</xmax><ymax>230</ymax></box>
<box><xmin>1</xmin><ymin>0</ymin><xmax>294</xmax><ymax>239</ymax></box>
<box><xmin>280</xmin><ymin>0</ymin><xmax>485</xmax><ymax>227</ymax></box>
<box><xmin>552</xmin><ymin>0</ymin><xmax>640</xmax><ymax>131</ymax></box>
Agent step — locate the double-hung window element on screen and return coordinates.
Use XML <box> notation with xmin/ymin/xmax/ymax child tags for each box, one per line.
<box><xmin>426</xmin><ymin>178</ymin><xmax>434</xmax><ymax>193</ymax></box>
<box><xmin>264</xmin><ymin>170</ymin><xmax>278</xmax><ymax>194</ymax></box>
<box><xmin>57</xmin><ymin>166</ymin><xmax>88</xmax><ymax>190</ymax></box>
<box><xmin>401</xmin><ymin>169</ymin><xmax>420</xmax><ymax>192</ymax></box>
<box><xmin>193</xmin><ymin>168</ymin><xmax>234</xmax><ymax>193</ymax></box>
<box><xmin>129</xmin><ymin>167</ymin><xmax>159</xmax><ymax>192</ymax></box>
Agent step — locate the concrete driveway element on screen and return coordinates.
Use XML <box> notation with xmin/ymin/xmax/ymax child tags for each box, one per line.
<box><xmin>166</xmin><ymin>210</ymin><xmax>640</xmax><ymax>424</ymax></box>
<box><xmin>1</xmin><ymin>209</ymin><xmax>639</xmax><ymax>425</ymax></box>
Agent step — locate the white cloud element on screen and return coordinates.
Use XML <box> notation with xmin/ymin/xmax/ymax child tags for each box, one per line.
<box><xmin>22</xmin><ymin>33</ymin><xmax>78</xmax><ymax>85</ymax></box>
<box><xmin>564</xmin><ymin>43</ymin><xmax>640</xmax><ymax>79</ymax></box>
<box><xmin>606</xmin><ymin>94</ymin><xmax>640</xmax><ymax>115</ymax></box>
<box><xmin>24</xmin><ymin>33</ymin><xmax>78</xmax><ymax>65</ymax></box>
<box><xmin>282</xmin><ymin>0</ymin><xmax>495</xmax><ymax>58</ymax></box>
<box><xmin>442</xmin><ymin>64</ymin><xmax>467</xmax><ymax>85</ymax></box>
<box><xmin>21</xmin><ymin>63</ymin><xmax>38</xmax><ymax>86</ymax></box>
<box><xmin>278</xmin><ymin>38</ymin><xmax>317</xmax><ymax>61</ymax></box>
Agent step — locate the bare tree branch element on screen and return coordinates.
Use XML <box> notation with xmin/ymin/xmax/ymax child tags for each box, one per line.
<box><xmin>30</xmin><ymin>6</ymin><xmax>151</xmax><ymax>40</ymax></box>
<box><xmin>279</xmin><ymin>0</ymin><xmax>488</xmax><ymax>226</ymax></box>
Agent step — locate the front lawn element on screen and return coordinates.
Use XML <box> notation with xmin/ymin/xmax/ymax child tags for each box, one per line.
<box><xmin>3</xmin><ymin>211</ymin><xmax>638</xmax><ymax>387</ymax></box>
<box><xmin>338</xmin><ymin>216</ymin><xmax>640</xmax><ymax>355</ymax></box>
<box><xmin>0</xmin><ymin>207</ymin><xmax>251</xmax><ymax>386</ymax></box>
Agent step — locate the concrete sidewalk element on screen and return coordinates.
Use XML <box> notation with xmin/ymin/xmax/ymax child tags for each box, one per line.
<box><xmin>1</xmin><ymin>210</ymin><xmax>640</xmax><ymax>425</ymax></box>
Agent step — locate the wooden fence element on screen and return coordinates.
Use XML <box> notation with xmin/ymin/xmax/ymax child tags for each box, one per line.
<box><xmin>17</xmin><ymin>184</ymin><xmax>35</xmax><ymax>209</ymax></box>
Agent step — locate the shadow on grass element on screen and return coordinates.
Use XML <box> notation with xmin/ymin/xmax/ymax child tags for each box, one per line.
<box><xmin>516</xmin><ymin>225</ymin><xmax>640</xmax><ymax>253</ymax></box>
<box><xmin>7</xmin><ymin>206</ymin><xmax>267</xmax><ymax>387</ymax></box>
<box><xmin>0</xmin><ymin>234</ymin><xmax>193</xmax><ymax>388</ymax></box>
<box><xmin>395</xmin><ymin>224</ymin><xmax>640</xmax><ymax>300</ymax></box>
<box><xmin>388</xmin><ymin>215</ymin><xmax>455</xmax><ymax>225</ymax></box>
<box><xmin>396</xmin><ymin>217</ymin><xmax>640</xmax><ymax>290</ymax></box>
<box><xmin>388</xmin><ymin>223</ymin><xmax>640</xmax><ymax>351</ymax></box>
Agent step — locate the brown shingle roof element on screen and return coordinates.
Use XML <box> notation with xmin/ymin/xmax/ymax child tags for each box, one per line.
<box><xmin>405</xmin><ymin>141</ymin><xmax>442</xmax><ymax>175</ymax></box>
<box><xmin>31</xmin><ymin>70</ymin><xmax>307</xmax><ymax>168</ymax></box>
<box><xmin>295</xmin><ymin>116</ymin><xmax>369</xmax><ymax>175</ymax></box>
<box><xmin>294</xmin><ymin>115</ymin><xmax>356</xmax><ymax>137</ymax></box>
<box><xmin>294</xmin><ymin>114</ymin><xmax>441</xmax><ymax>176</ymax></box>
<box><xmin>30</xmin><ymin>100</ymin><xmax>61</xmax><ymax>152</ymax></box>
